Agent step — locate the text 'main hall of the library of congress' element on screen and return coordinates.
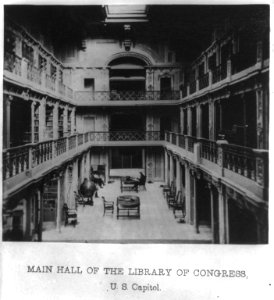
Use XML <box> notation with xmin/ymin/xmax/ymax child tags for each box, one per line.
<box><xmin>2</xmin><ymin>5</ymin><xmax>269</xmax><ymax>243</ymax></box>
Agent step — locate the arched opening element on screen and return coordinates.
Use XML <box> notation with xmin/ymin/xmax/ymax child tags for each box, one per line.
<box><xmin>108</xmin><ymin>56</ymin><xmax>147</xmax><ymax>100</ymax></box>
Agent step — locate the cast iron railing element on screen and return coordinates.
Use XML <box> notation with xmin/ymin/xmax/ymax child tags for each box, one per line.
<box><xmin>74</xmin><ymin>90</ymin><xmax>180</xmax><ymax>102</ymax></box>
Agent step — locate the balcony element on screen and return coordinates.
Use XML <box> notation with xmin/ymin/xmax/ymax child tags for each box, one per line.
<box><xmin>74</xmin><ymin>90</ymin><xmax>180</xmax><ymax>105</ymax></box>
<box><xmin>2</xmin><ymin>130</ymin><xmax>163</xmax><ymax>196</ymax></box>
<box><xmin>4</xmin><ymin>52</ymin><xmax>73</xmax><ymax>101</ymax></box>
<box><xmin>181</xmin><ymin>53</ymin><xmax>268</xmax><ymax>101</ymax></box>
<box><xmin>164</xmin><ymin>131</ymin><xmax>268</xmax><ymax>200</ymax></box>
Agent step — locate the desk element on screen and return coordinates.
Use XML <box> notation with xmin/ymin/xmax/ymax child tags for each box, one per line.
<box><xmin>120</xmin><ymin>177</ymin><xmax>138</xmax><ymax>193</ymax></box>
<box><xmin>117</xmin><ymin>195</ymin><xmax>140</xmax><ymax>219</ymax></box>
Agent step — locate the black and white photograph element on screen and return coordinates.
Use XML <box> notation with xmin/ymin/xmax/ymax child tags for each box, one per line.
<box><xmin>1</xmin><ymin>1</ymin><xmax>272</xmax><ymax>299</ymax></box>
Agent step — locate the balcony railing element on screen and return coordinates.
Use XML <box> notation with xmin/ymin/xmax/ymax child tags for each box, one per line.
<box><xmin>3</xmin><ymin>131</ymin><xmax>163</xmax><ymax>181</ymax></box>
<box><xmin>4</xmin><ymin>51</ymin><xmax>73</xmax><ymax>101</ymax></box>
<box><xmin>74</xmin><ymin>90</ymin><xmax>180</xmax><ymax>102</ymax></box>
<box><xmin>90</xmin><ymin>131</ymin><xmax>161</xmax><ymax>141</ymax></box>
<box><xmin>32</xmin><ymin>141</ymin><xmax>53</xmax><ymax>166</ymax></box>
<box><xmin>200</xmin><ymin>138</ymin><xmax>218</xmax><ymax>163</ymax></box>
<box><xmin>212</xmin><ymin>64</ymin><xmax>227</xmax><ymax>84</ymax></box>
<box><xmin>222</xmin><ymin>143</ymin><xmax>256</xmax><ymax>180</ymax></box>
<box><xmin>199</xmin><ymin>73</ymin><xmax>209</xmax><ymax>90</ymax></box>
<box><xmin>178</xmin><ymin>134</ymin><xmax>186</xmax><ymax>149</ymax></box>
<box><xmin>3</xmin><ymin>144</ymin><xmax>30</xmax><ymax>180</ymax></box>
<box><xmin>164</xmin><ymin>131</ymin><xmax>268</xmax><ymax>187</ymax></box>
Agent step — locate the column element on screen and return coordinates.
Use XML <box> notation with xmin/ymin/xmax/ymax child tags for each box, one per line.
<box><xmin>31</xmin><ymin>101</ymin><xmax>35</xmax><ymax>143</ymax></box>
<box><xmin>63</xmin><ymin>106</ymin><xmax>68</xmax><ymax>137</ymax></box>
<box><xmin>37</xmin><ymin>188</ymin><xmax>43</xmax><ymax>242</ymax></box>
<box><xmin>145</xmin><ymin>68</ymin><xmax>154</xmax><ymax>93</ymax></box>
<box><xmin>187</xmin><ymin>106</ymin><xmax>192</xmax><ymax>136</ymax></box>
<box><xmin>81</xmin><ymin>155</ymin><xmax>86</xmax><ymax>181</ymax></box>
<box><xmin>196</xmin><ymin>104</ymin><xmax>202</xmax><ymax>138</ymax></box>
<box><xmin>39</xmin><ymin>98</ymin><xmax>46</xmax><ymax>142</ymax></box>
<box><xmin>56</xmin><ymin>173</ymin><xmax>62</xmax><ymax>232</ymax></box>
<box><xmin>86</xmin><ymin>150</ymin><xmax>91</xmax><ymax>179</ymax></box>
<box><xmin>71</xmin><ymin>107</ymin><xmax>76</xmax><ymax>134</ymax></box>
<box><xmin>256</xmin><ymin>88</ymin><xmax>264</xmax><ymax>149</ymax></box>
<box><xmin>53</xmin><ymin>102</ymin><xmax>59</xmax><ymax>140</ymax></box>
<box><xmin>142</xmin><ymin>148</ymin><xmax>146</xmax><ymax>171</ymax></box>
<box><xmin>3</xmin><ymin>95</ymin><xmax>12</xmax><ymax>149</ymax></box>
<box><xmin>169</xmin><ymin>154</ymin><xmax>174</xmax><ymax>184</ymax></box>
<box><xmin>184</xmin><ymin>164</ymin><xmax>191</xmax><ymax>224</ymax></box>
<box><xmin>74</xmin><ymin>158</ymin><xmax>79</xmax><ymax>190</ymax></box>
<box><xmin>176</xmin><ymin>158</ymin><xmax>182</xmax><ymax>192</ymax></box>
<box><xmin>209</xmin><ymin>100</ymin><xmax>215</xmax><ymax>140</ymax></box>
<box><xmin>180</xmin><ymin>106</ymin><xmax>184</xmax><ymax>134</ymax></box>
<box><xmin>208</xmin><ymin>183</ymin><xmax>215</xmax><ymax>243</ymax></box>
<box><xmin>218</xmin><ymin>184</ymin><xmax>227</xmax><ymax>244</ymax></box>
<box><xmin>105</xmin><ymin>150</ymin><xmax>109</xmax><ymax>184</ymax></box>
<box><xmin>192</xmin><ymin>175</ymin><xmax>198</xmax><ymax>233</ymax></box>
<box><xmin>164</xmin><ymin>150</ymin><xmax>169</xmax><ymax>185</ymax></box>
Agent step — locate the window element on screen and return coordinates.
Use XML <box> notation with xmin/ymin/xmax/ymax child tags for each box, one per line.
<box><xmin>84</xmin><ymin>78</ymin><xmax>94</xmax><ymax>90</ymax></box>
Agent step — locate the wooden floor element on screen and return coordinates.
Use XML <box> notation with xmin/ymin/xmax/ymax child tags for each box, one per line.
<box><xmin>43</xmin><ymin>181</ymin><xmax>212</xmax><ymax>243</ymax></box>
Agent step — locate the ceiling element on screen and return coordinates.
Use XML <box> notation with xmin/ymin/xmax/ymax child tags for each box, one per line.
<box><xmin>5</xmin><ymin>5</ymin><xmax>269</xmax><ymax>63</ymax></box>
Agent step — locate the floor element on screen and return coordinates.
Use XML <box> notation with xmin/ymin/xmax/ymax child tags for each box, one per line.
<box><xmin>43</xmin><ymin>181</ymin><xmax>212</xmax><ymax>243</ymax></box>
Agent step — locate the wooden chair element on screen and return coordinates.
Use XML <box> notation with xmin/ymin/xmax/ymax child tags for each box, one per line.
<box><xmin>102</xmin><ymin>196</ymin><xmax>114</xmax><ymax>216</ymax></box>
<box><xmin>171</xmin><ymin>191</ymin><xmax>186</xmax><ymax>219</ymax></box>
<box><xmin>63</xmin><ymin>203</ymin><xmax>77</xmax><ymax>227</ymax></box>
<box><xmin>166</xmin><ymin>181</ymin><xmax>176</xmax><ymax>205</ymax></box>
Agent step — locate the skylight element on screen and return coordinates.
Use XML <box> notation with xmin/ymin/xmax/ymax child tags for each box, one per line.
<box><xmin>104</xmin><ymin>5</ymin><xmax>148</xmax><ymax>23</ymax></box>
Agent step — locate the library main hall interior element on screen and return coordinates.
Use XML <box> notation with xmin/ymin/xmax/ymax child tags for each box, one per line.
<box><xmin>2</xmin><ymin>5</ymin><xmax>269</xmax><ymax>244</ymax></box>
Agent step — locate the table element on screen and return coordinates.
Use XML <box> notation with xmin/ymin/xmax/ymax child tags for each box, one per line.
<box><xmin>117</xmin><ymin>195</ymin><xmax>140</xmax><ymax>219</ymax></box>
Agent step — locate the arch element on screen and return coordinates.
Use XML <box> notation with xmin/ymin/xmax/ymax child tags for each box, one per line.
<box><xmin>105</xmin><ymin>51</ymin><xmax>154</xmax><ymax>67</ymax></box>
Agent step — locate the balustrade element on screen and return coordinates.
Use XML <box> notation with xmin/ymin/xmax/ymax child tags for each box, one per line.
<box><xmin>32</xmin><ymin>141</ymin><xmax>53</xmax><ymax>166</ymax></box>
<box><xmin>3</xmin><ymin>145</ymin><xmax>30</xmax><ymax>180</ymax></box>
<box><xmin>198</xmin><ymin>73</ymin><xmax>209</xmax><ymax>90</ymax></box>
<box><xmin>74</xmin><ymin>90</ymin><xmax>180</xmax><ymax>102</ymax></box>
<box><xmin>222</xmin><ymin>144</ymin><xmax>256</xmax><ymax>180</ymax></box>
<box><xmin>2</xmin><ymin>131</ymin><xmax>268</xmax><ymax>190</ymax></box>
<box><xmin>78</xmin><ymin>134</ymin><xmax>84</xmax><ymax>145</ymax></box>
<box><xmin>84</xmin><ymin>132</ymin><xmax>89</xmax><ymax>143</ymax></box>
<box><xmin>178</xmin><ymin>134</ymin><xmax>186</xmax><ymax>149</ymax></box>
<box><xmin>200</xmin><ymin>138</ymin><xmax>218</xmax><ymax>163</ymax></box>
<box><xmin>187</xmin><ymin>136</ymin><xmax>195</xmax><ymax>152</ymax></box>
<box><xmin>55</xmin><ymin>138</ymin><xmax>67</xmax><ymax>156</ymax></box>
<box><xmin>171</xmin><ymin>132</ymin><xmax>177</xmax><ymax>145</ymax></box>
<box><xmin>68</xmin><ymin>135</ymin><xmax>76</xmax><ymax>150</ymax></box>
